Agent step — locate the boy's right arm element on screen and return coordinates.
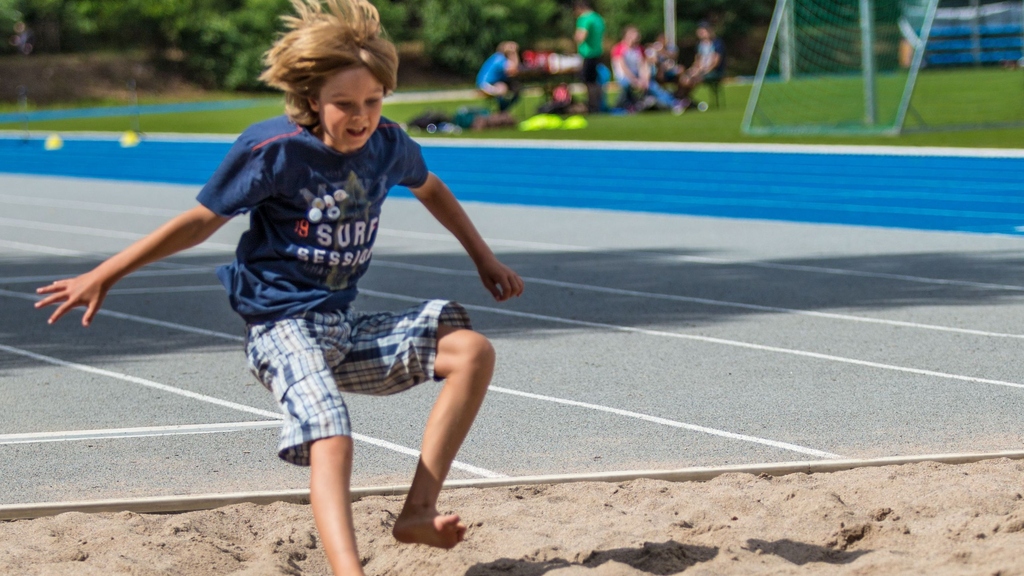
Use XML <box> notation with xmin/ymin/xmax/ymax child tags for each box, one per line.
<box><xmin>35</xmin><ymin>204</ymin><xmax>231</xmax><ymax>326</ymax></box>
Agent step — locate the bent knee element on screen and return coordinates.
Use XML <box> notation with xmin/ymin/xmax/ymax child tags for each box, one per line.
<box><xmin>454</xmin><ymin>329</ymin><xmax>495</xmax><ymax>366</ymax></box>
<box><xmin>437</xmin><ymin>328</ymin><xmax>495</xmax><ymax>373</ymax></box>
<box><xmin>472</xmin><ymin>333</ymin><xmax>496</xmax><ymax>366</ymax></box>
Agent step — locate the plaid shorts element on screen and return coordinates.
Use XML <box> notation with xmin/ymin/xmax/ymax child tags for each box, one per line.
<box><xmin>245</xmin><ymin>299</ymin><xmax>472</xmax><ymax>466</ymax></box>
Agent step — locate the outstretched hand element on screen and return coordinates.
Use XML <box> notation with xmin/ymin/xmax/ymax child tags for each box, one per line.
<box><xmin>477</xmin><ymin>258</ymin><xmax>524</xmax><ymax>302</ymax></box>
<box><xmin>35</xmin><ymin>271</ymin><xmax>109</xmax><ymax>326</ymax></box>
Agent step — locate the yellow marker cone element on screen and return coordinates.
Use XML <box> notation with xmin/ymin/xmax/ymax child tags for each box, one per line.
<box><xmin>44</xmin><ymin>133</ymin><xmax>63</xmax><ymax>151</ymax></box>
<box><xmin>119</xmin><ymin>130</ymin><xmax>140</xmax><ymax>148</ymax></box>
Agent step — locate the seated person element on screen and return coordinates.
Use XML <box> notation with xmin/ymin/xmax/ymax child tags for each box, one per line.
<box><xmin>645</xmin><ymin>33</ymin><xmax>681</xmax><ymax>85</ymax></box>
<box><xmin>611</xmin><ymin>26</ymin><xmax>683</xmax><ymax>113</ymax></box>
<box><xmin>476</xmin><ymin>41</ymin><xmax>521</xmax><ymax>112</ymax></box>
<box><xmin>677</xmin><ymin>21</ymin><xmax>726</xmax><ymax>101</ymax></box>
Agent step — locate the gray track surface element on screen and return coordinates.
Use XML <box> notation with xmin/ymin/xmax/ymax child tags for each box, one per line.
<box><xmin>1</xmin><ymin>174</ymin><xmax>1023</xmax><ymax>505</ymax></box>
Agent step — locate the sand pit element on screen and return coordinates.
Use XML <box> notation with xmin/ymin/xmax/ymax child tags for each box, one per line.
<box><xmin>2</xmin><ymin>458</ymin><xmax>1023</xmax><ymax>575</ymax></box>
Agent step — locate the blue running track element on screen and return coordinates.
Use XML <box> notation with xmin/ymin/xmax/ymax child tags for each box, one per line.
<box><xmin>1</xmin><ymin>135</ymin><xmax>1022</xmax><ymax>235</ymax></box>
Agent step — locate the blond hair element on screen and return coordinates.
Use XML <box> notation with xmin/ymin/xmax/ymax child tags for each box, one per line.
<box><xmin>260</xmin><ymin>0</ymin><xmax>398</xmax><ymax>127</ymax></box>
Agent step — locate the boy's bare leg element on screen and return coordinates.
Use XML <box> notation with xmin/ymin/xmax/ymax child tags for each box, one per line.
<box><xmin>310</xmin><ymin>436</ymin><xmax>365</xmax><ymax>576</ymax></box>
<box><xmin>392</xmin><ymin>326</ymin><xmax>495</xmax><ymax>549</ymax></box>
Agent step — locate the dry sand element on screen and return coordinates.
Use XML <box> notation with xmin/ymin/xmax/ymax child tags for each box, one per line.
<box><xmin>2</xmin><ymin>458</ymin><xmax>1023</xmax><ymax>576</ymax></box>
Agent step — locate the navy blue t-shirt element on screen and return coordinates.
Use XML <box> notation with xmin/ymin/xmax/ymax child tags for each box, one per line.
<box><xmin>197</xmin><ymin>115</ymin><xmax>429</xmax><ymax>324</ymax></box>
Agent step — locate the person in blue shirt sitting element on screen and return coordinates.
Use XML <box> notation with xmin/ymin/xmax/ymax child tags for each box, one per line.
<box><xmin>476</xmin><ymin>41</ymin><xmax>521</xmax><ymax>112</ymax></box>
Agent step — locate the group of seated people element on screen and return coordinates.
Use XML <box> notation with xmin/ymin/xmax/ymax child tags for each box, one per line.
<box><xmin>611</xmin><ymin>21</ymin><xmax>725</xmax><ymax>113</ymax></box>
<box><xmin>610</xmin><ymin>26</ymin><xmax>683</xmax><ymax>113</ymax></box>
<box><xmin>651</xmin><ymin>23</ymin><xmax>726</xmax><ymax>105</ymax></box>
<box><xmin>475</xmin><ymin>22</ymin><xmax>725</xmax><ymax>116</ymax></box>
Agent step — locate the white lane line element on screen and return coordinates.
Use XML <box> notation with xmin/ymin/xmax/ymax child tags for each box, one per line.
<box><xmin>361</xmin><ymin>289</ymin><xmax>1024</xmax><ymax>391</ymax></box>
<box><xmin>0</xmin><ymin>342</ymin><xmax>281</xmax><ymax>419</ymax></box>
<box><xmin>38</xmin><ymin>265</ymin><xmax>1024</xmax><ymax>340</ymax></box>
<box><xmin>8</xmin><ymin>251</ymin><xmax>1019</xmax><ymax>340</ymax></box>
<box><xmin>379</xmin><ymin>229</ymin><xmax>591</xmax><ymax>252</ymax></box>
<box><xmin>5</xmin><ymin>193</ymin><xmax>578</xmax><ymax>252</ymax></box>
<box><xmin>375</xmin><ymin>228</ymin><xmax>1024</xmax><ymax>292</ymax></box>
<box><xmin>0</xmin><ymin>288</ymin><xmax>247</xmax><ymax>342</ymax></box>
<box><xmin>0</xmin><ymin>216</ymin><xmax>159</xmax><ymax>242</ymax></box>
<box><xmin>0</xmin><ymin>289</ymin><xmax>836</xmax><ymax>459</ymax></box>
<box><xmin>107</xmin><ymin>285</ymin><xmax>224</xmax><ymax>296</ymax></box>
<box><xmin>385</xmin><ymin>88</ymin><xmax>481</xmax><ymax>103</ymax></box>
<box><xmin>415</xmin><ymin>137</ymin><xmax>1024</xmax><ymax>159</ymax></box>
<box><xmin>662</xmin><ymin>254</ymin><xmax>1024</xmax><ymax>293</ymax></box>
<box><xmin>352</xmin><ymin>436</ymin><xmax>503</xmax><ymax>478</ymax></box>
<box><xmin>0</xmin><ymin>341</ymin><xmax>505</xmax><ymax>478</ymax></box>
<box><xmin>0</xmin><ymin>266</ymin><xmax>216</xmax><ymax>285</ymax></box>
<box><xmin>0</xmin><ymin>216</ymin><xmax>238</xmax><ymax>252</ymax></box>
<box><xmin>0</xmin><ymin>421</ymin><xmax>282</xmax><ymax>445</ymax></box>
<box><xmin>5</xmin><ymin>130</ymin><xmax>1019</xmax><ymax>157</ymax></box>
<box><xmin>0</xmin><ymin>130</ymin><xmax>239</xmax><ymax>142</ymax></box>
<box><xmin>8</xmin><ymin>270</ymin><xmax>1024</xmax><ymax>393</ymax></box>
<box><xmin>0</xmin><ymin>239</ymin><xmax>88</xmax><ymax>257</ymax></box>
<box><xmin>0</xmin><ymin>193</ymin><xmax>182</xmax><ymax>217</ymax></box>
<box><xmin>490</xmin><ymin>386</ymin><xmax>840</xmax><ymax>459</ymax></box>
<box><xmin>372</xmin><ymin>260</ymin><xmax>1024</xmax><ymax>339</ymax></box>
<box><xmin>100</xmin><ymin>308</ymin><xmax>244</xmax><ymax>341</ymax></box>
<box><xmin>3</xmin><ymin>191</ymin><xmax>1019</xmax><ymax>292</ymax></box>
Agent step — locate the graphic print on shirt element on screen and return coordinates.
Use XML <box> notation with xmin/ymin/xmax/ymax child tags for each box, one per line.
<box><xmin>294</xmin><ymin>170</ymin><xmax>382</xmax><ymax>291</ymax></box>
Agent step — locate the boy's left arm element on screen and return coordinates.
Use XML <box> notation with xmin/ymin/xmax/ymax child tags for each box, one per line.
<box><xmin>409</xmin><ymin>173</ymin><xmax>524</xmax><ymax>302</ymax></box>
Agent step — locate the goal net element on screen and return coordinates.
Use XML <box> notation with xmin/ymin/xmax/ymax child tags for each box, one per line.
<box><xmin>742</xmin><ymin>0</ymin><xmax>1024</xmax><ymax>135</ymax></box>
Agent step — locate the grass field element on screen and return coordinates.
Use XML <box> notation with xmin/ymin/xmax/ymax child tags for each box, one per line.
<box><xmin>1</xmin><ymin>68</ymin><xmax>1022</xmax><ymax>148</ymax></box>
<box><xmin>747</xmin><ymin>66</ymin><xmax>1024</xmax><ymax>134</ymax></box>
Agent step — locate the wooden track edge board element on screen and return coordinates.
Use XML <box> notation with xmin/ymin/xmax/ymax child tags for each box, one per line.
<box><xmin>3</xmin><ymin>449</ymin><xmax>1023</xmax><ymax>521</ymax></box>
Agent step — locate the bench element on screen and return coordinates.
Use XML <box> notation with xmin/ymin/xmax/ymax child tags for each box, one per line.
<box><xmin>926</xmin><ymin>19</ymin><xmax>1023</xmax><ymax>66</ymax></box>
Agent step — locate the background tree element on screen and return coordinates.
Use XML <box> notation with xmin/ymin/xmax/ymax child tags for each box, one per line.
<box><xmin>420</xmin><ymin>0</ymin><xmax>562</xmax><ymax>76</ymax></box>
<box><xmin>0</xmin><ymin>0</ymin><xmax>22</xmax><ymax>36</ymax></box>
<box><xmin>3</xmin><ymin>0</ymin><xmax>774</xmax><ymax>86</ymax></box>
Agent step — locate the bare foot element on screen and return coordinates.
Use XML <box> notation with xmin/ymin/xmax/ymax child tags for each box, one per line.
<box><xmin>392</xmin><ymin>508</ymin><xmax>467</xmax><ymax>549</ymax></box>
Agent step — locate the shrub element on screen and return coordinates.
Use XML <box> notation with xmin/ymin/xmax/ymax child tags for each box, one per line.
<box><xmin>421</xmin><ymin>0</ymin><xmax>561</xmax><ymax>76</ymax></box>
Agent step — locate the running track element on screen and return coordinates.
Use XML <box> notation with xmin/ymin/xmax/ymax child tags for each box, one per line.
<box><xmin>1</xmin><ymin>136</ymin><xmax>1022</xmax><ymax>504</ymax></box>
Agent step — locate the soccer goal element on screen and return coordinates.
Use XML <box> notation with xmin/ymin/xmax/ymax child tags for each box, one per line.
<box><xmin>743</xmin><ymin>0</ymin><xmax>1024</xmax><ymax>136</ymax></box>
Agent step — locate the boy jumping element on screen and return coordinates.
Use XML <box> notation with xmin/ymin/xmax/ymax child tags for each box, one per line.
<box><xmin>34</xmin><ymin>1</ymin><xmax>524</xmax><ymax>574</ymax></box>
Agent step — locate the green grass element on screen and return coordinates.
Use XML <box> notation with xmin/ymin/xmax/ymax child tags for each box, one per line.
<box><xmin>0</xmin><ymin>92</ymin><xmax>279</xmax><ymax>115</ymax></box>
<box><xmin>0</xmin><ymin>102</ymin><xmax>287</xmax><ymax>134</ymax></box>
<box><xmin>748</xmin><ymin>67</ymin><xmax>1024</xmax><ymax>134</ymax></box>
<box><xmin>1</xmin><ymin>68</ymin><xmax>1022</xmax><ymax>148</ymax></box>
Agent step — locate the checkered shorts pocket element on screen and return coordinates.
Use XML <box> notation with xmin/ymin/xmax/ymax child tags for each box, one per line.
<box><xmin>245</xmin><ymin>300</ymin><xmax>471</xmax><ymax>465</ymax></box>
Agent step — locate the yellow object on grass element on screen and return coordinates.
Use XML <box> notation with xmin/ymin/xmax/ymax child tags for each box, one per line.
<box><xmin>518</xmin><ymin>114</ymin><xmax>589</xmax><ymax>131</ymax></box>
<box><xmin>518</xmin><ymin>114</ymin><xmax>563</xmax><ymax>131</ymax></box>
<box><xmin>119</xmin><ymin>130</ymin><xmax>141</xmax><ymax>148</ymax></box>
<box><xmin>43</xmin><ymin>133</ymin><xmax>63</xmax><ymax>151</ymax></box>
<box><xmin>560</xmin><ymin>115</ymin><xmax>588</xmax><ymax>130</ymax></box>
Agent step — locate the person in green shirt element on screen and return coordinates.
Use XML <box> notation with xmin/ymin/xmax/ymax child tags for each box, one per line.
<box><xmin>574</xmin><ymin>0</ymin><xmax>606</xmax><ymax>113</ymax></box>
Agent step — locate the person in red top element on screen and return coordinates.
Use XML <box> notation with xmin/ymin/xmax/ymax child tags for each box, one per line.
<box><xmin>611</xmin><ymin>26</ymin><xmax>683</xmax><ymax>114</ymax></box>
